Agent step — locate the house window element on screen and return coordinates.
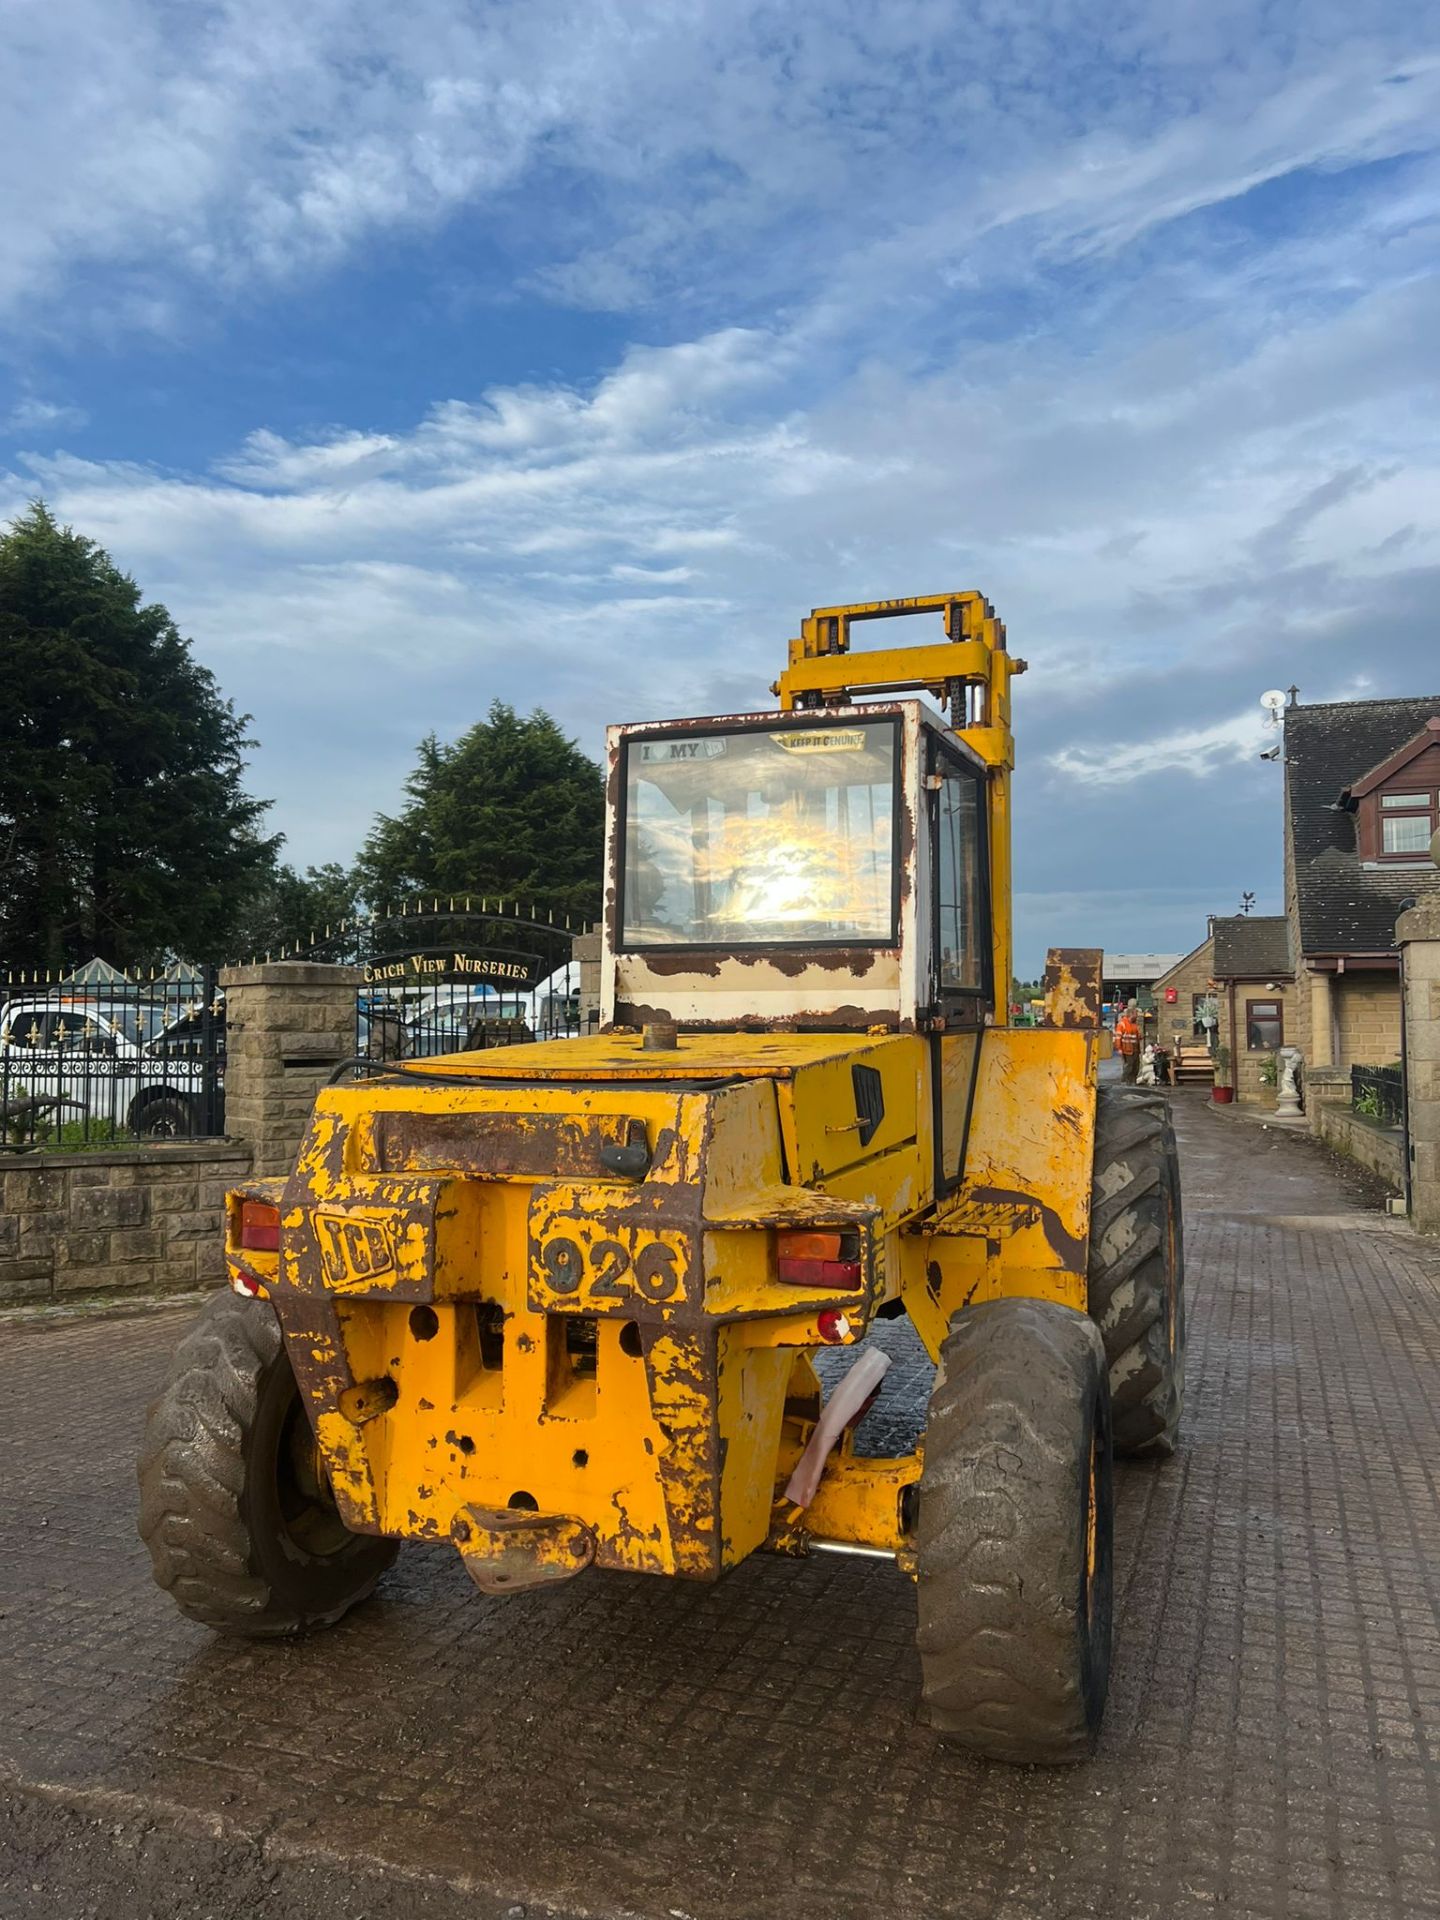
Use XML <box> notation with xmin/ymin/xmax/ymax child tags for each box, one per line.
<box><xmin>1379</xmin><ymin>790</ymin><xmax>1436</xmax><ymax>856</ymax></box>
<box><xmin>1246</xmin><ymin>999</ymin><xmax>1283</xmax><ymax>1050</ymax></box>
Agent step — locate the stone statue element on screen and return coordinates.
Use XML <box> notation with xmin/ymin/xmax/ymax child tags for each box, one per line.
<box><xmin>1275</xmin><ymin>1046</ymin><xmax>1302</xmax><ymax>1118</ymax></box>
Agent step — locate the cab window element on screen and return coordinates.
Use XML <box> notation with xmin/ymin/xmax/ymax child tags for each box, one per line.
<box><xmin>932</xmin><ymin>749</ymin><xmax>988</xmax><ymax>1012</ymax></box>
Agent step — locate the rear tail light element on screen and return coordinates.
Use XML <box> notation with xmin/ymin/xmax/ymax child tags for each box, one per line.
<box><xmin>239</xmin><ymin>1201</ymin><xmax>280</xmax><ymax>1252</ymax></box>
<box><xmin>776</xmin><ymin>1229</ymin><xmax>862</xmax><ymax>1288</ymax></box>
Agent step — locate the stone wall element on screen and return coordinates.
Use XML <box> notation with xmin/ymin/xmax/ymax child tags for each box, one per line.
<box><xmin>0</xmin><ymin>1140</ymin><xmax>253</xmax><ymax>1304</ymax></box>
<box><xmin>1398</xmin><ymin>901</ymin><xmax>1440</xmax><ymax>1234</ymax></box>
<box><xmin>1</xmin><ymin>961</ymin><xmax>358</xmax><ymax>1306</ymax></box>
<box><xmin>573</xmin><ymin>930</ymin><xmax>601</xmax><ymax>1029</ymax></box>
<box><xmin>1311</xmin><ymin>1104</ymin><xmax>1405</xmax><ymax>1189</ymax></box>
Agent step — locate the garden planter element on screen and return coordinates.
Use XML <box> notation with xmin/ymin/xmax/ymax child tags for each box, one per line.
<box><xmin>1211</xmin><ymin>1086</ymin><xmax>1234</xmax><ymax>1104</ymax></box>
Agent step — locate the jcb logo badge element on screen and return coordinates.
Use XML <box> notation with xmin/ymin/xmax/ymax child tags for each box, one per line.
<box><xmin>314</xmin><ymin>1212</ymin><xmax>395</xmax><ymax>1289</ymax></box>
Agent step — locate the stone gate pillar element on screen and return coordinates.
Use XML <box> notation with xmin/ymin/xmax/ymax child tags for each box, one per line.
<box><xmin>572</xmin><ymin>929</ymin><xmax>601</xmax><ymax>1030</ymax></box>
<box><xmin>1396</xmin><ymin>902</ymin><xmax>1440</xmax><ymax>1234</ymax></box>
<box><xmin>219</xmin><ymin>962</ymin><xmax>365</xmax><ymax>1179</ymax></box>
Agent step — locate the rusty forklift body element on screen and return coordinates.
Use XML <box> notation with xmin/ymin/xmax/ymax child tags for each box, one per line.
<box><xmin>143</xmin><ymin>593</ymin><xmax>1183</xmax><ymax>1763</ymax></box>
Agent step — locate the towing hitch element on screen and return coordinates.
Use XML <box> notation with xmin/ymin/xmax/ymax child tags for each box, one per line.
<box><xmin>450</xmin><ymin>1504</ymin><xmax>597</xmax><ymax>1595</ymax></box>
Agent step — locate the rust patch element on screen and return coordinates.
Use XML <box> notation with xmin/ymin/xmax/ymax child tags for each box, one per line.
<box><xmin>452</xmin><ymin>1505</ymin><xmax>596</xmax><ymax>1594</ymax></box>
<box><xmin>269</xmin><ymin>1297</ymin><xmax>348</xmax><ymax>1402</ymax></box>
<box><xmin>640</xmin><ymin>952</ymin><xmax>724</xmax><ymax>977</ymax></box>
<box><xmin>338</xmin><ymin>1377</ymin><xmax>398</xmax><ymax>1425</ymax></box>
<box><xmin>374</xmin><ymin>1110</ymin><xmax>647</xmax><ymax>1180</ymax></box>
<box><xmin>630</xmin><ymin>946</ymin><xmax>885</xmax><ymax>980</ymax></box>
<box><xmin>603</xmin><ymin>738</ymin><xmax>624</xmax><ymax>950</ymax></box>
<box><xmin>614</xmin><ymin>1003</ymin><xmax>897</xmax><ymax>1034</ymax></box>
<box><xmin>641</xmin><ymin>1327</ymin><xmax>723</xmax><ymax>1576</ymax></box>
<box><xmin>612</xmin><ymin>1001</ymin><xmax>674</xmax><ymax>1029</ymax></box>
<box><xmin>1039</xmin><ymin>948</ymin><xmax>1103</xmax><ymax>1031</ymax></box>
<box><xmin>896</xmin><ymin>780</ymin><xmax>916</xmax><ymax>908</ymax></box>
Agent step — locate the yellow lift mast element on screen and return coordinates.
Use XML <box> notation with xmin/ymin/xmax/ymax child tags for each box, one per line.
<box><xmin>140</xmin><ymin>593</ymin><xmax>1184</xmax><ymax>1765</ymax></box>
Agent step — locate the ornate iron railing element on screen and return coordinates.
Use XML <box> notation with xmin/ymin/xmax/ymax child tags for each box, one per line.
<box><xmin>0</xmin><ymin>967</ymin><xmax>224</xmax><ymax>1152</ymax></box>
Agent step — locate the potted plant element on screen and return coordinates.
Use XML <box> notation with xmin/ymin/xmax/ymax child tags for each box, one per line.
<box><xmin>1212</xmin><ymin>1043</ymin><xmax>1234</xmax><ymax>1104</ymax></box>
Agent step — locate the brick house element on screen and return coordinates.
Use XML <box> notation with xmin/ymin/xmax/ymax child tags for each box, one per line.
<box><xmin>1284</xmin><ymin>699</ymin><xmax>1440</xmax><ymax>1075</ymax></box>
<box><xmin>1151</xmin><ymin>918</ymin><xmax>1296</xmax><ymax>1104</ymax></box>
<box><xmin>1151</xmin><ymin>935</ymin><xmax>1218</xmax><ymax>1051</ymax></box>
<box><xmin>1210</xmin><ymin>915</ymin><xmax>1295</xmax><ymax>1104</ymax></box>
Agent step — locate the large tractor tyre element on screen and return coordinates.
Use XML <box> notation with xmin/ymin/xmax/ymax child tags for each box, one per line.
<box><xmin>1087</xmin><ymin>1085</ymin><xmax>1185</xmax><ymax>1457</ymax></box>
<box><xmin>915</xmin><ymin>1297</ymin><xmax>1113</xmax><ymax>1765</ymax></box>
<box><xmin>138</xmin><ymin>1289</ymin><xmax>397</xmax><ymax>1636</ymax></box>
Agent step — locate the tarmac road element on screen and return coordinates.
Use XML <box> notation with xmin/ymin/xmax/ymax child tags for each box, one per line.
<box><xmin>3</xmin><ymin>1090</ymin><xmax>1440</xmax><ymax>1920</ymax></box>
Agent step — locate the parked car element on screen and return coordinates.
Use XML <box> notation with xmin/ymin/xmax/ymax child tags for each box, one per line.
<box><xmin>0</xmin><ymin>994</ymin><xmax>217</xmax><ymax>1140</ymax></box>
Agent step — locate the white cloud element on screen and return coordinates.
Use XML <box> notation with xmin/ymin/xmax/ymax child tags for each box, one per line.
<box><xmin>2</xmin><ymin>2</ymin><xmax>1437</xmax><ymax>335</ymax></box>
<box><xmin>1049</xmin><ymin>710</ymin><xmax>1268</xmax><ymax>787</ymax></box>
<box><xmin>3</xmin><ymin>396</ymin><xmax>88</xmax><ymax>434</ymax></box>
<box><xmin>3</xmin><ymin>2</ymin><xmax>1438</xmax><ymax>967</ymax></box>
<box><xmin>217</xmin><ymin>429</ymin><xmax>401</xmax><ymax>489</ymax></box>
<box><xmin>8</xmin><ymin>247</ymin><xmax>1436</xmax><ymax>812</ymax></box>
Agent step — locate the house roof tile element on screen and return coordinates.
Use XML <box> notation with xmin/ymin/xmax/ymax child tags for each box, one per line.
<box><xmin>1211</xmin><ymin>915</ymin><xmax>1291</xmax><ymax>979</ymax></box>
<box><xmin>1285</xmin><ymin>698</ymin><xmax>1440</xmax><ymax>956</ymax></box>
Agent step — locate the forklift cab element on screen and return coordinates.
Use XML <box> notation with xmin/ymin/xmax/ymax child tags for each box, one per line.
<box><xmin>602</xmin><ymin>703</ymin><xmax>992</xmax><ymax>1034</ymax></box>
<box><xmin>601</xmin><ymin>592</ymin><xmax>1023</xmax><ymax>1038</ymax></box>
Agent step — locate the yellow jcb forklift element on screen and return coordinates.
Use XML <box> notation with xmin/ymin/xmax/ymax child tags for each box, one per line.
<box><xmin>139</xmin><ymin>594</ymin><xmax>1182</xmax><ymax>1764</ymax></box>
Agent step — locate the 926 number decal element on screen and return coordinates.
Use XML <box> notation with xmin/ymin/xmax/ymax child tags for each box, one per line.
<box><xmin>539</xmin><ymin>1232</ymin><xmax>681</xmax><ymax>1304</ymax></box>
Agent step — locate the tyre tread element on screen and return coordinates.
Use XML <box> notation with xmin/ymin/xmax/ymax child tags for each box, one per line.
<box><xmin>1087</xmin><ymin>1086</ymin><xmax>1185</xmax><ymax>1455</ymax></box>
<box><xmin>137</xmin><ymin>1289</ymin><xmax>394</xmax><ymax>1636</ymax></box>
<box><xmin>916</xmin><ymin>1298</ymin><xmax>1112</xmax><ymax>1765</ymax></box>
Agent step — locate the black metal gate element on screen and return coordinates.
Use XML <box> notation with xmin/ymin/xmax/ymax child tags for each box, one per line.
<box><xmin>0</xmin><ymin>964</ymin><xmax>225</xmax><ymax>1151</ymax></box>
<box><xmin>279</xmin><ymin>899</ymin><xmax>589</xmax><ymax>1067</ymax></box>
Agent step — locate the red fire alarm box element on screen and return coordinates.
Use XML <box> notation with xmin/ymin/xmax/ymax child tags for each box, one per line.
<box><xmin>1165</xmin><ymin>987</ymin><xmax>1178</xmax><ymax>1004</ymax></box>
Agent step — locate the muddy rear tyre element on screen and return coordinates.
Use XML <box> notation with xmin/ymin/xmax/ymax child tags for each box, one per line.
<box><xmin>137</xmin><ymin>1289</ymin><xmax>397</xmax><ymax>1636</ymax></box>
<box><xmin>915</xmin><ymin>1297</ymin><xmax>1113</xmax><ymax>1765</ymax></box>
<box><xmin>1087</xmin><ymin>1086</ymin><xmax>1185</xmax><ymax>1457</ymax></box>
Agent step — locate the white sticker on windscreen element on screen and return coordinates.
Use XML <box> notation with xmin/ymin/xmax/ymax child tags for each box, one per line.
<box><xmin>637</xmin><ymin>737</ymin><xmax>728</xmax><ymax>762</ymax></box>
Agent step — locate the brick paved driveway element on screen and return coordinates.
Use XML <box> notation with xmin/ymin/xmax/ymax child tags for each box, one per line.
<box><xmin>3</xmin><ymin>1092</ymin><xmax>1440</xmax><ymax>1920</ymax></box>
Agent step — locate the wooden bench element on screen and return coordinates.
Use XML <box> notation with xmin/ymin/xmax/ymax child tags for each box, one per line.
<box><xmin>1172</xmin><ymin>1043</ymin><xmax>1215</xmax><ymax>1085</ymax></box>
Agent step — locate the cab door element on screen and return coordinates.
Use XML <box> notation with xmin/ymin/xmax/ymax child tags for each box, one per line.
<box><xmin>928</xmin><ymin>733</ymin><xmax>992</xmax><ymax>1194</ymax></box>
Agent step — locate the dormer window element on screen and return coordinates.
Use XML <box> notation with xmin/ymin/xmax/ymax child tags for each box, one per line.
<box><xmin>1344</xmin><ymin>716</ymin><xmax>1440</xmax><ymax>864</ymax></box>
<box><xmin>1379</xmin><ymin>791</ymin><xmax>1436</xmax><ymax>857</ymax></box>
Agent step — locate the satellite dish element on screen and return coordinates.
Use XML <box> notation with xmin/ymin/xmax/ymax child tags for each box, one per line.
<box><xmin>1260</xmin><ymin>690</ymin><xmax>1286</xmax><ymax>715</ymax></box>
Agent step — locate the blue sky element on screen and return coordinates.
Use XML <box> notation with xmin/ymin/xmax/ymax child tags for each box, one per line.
<box><xmin>3</xmin><ymin>1</ymin><xmax>1438</xmax><ymax>974</ymax></box>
